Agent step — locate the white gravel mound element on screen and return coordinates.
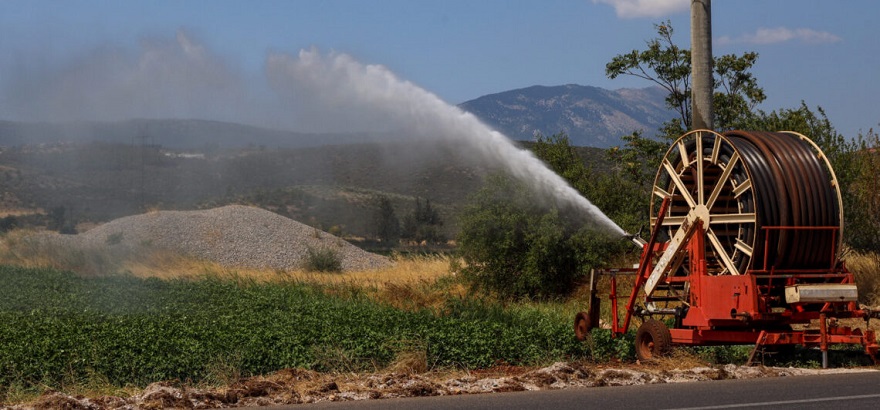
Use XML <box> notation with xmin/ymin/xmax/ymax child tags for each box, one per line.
<box><xmin>44</xmin><ymin>205</ymin><xmax>390</xmax><ymax>271</ymax></box>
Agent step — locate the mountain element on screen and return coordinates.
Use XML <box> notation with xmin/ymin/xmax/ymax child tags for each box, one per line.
<box><xmin>459</xmin><ymin>85</ymin><xmax>674</xmax><ymax>148</ymax></box>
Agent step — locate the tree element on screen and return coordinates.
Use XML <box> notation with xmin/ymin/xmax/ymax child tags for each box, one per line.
<box><xmin>401</xmin><ymin>197</ymin><xmax>444</xmax><ymax>244</ymax></box>
<box><xmin>457</xmin><ymin>133</ymin><xmax>629</xmax><ymax>299</ymax></box>
<box><xmin>532</xmin><ymin>133</ymin><xmax>645</xmax><ymax>232</ymax></box>
<box><xmin>609</xmin><ymin>28</ymin><xmax>876</xmax><ymax>250</ymax></box>
<box><xmin>603</xmin><ymin>21</ymin><xmax>766</xmax><ymax>227</ymax></box>
<box><xmin>606</xmin><ymin>21</ymin><xmax>765</xmax><ymax>135</ymax></box>
<box><xmin>373</xmin><ymin>195</ymin><xmax>400</xmax><ymax>244</ymax></box>
<box><xmin>606</xmin><ymin>22</ymin><xmax>691</xmax><ymax>131</ymax></box>
<box><xmin>457</xmin><ymin>174</ymin><xmax>622</xmax><ymax>298</ymax></box>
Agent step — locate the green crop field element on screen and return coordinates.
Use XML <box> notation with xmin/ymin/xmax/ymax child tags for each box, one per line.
<box><xmin>0</xmin><ymin>265</ymin><xmax>594</xmax><ymax>395</ymax></box>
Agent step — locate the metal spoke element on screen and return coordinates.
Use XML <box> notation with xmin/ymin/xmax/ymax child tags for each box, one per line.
<box><xmin>707</xmin><ymin>228</ymin><xmax>741</xmax><ymax>275</ymax></box>
<box><xmin>663</xmin><ymin>159</ymin><xmax>696</xmax><ymax>209</ymax></box>
<box><xmin>710</xmin><ymin>134</ymin><xmax>722</xmax><ymax>164</ymax></box>
<box><xmin>653</xmin><ymin>185</ymin><xmax>672</xmax><ymax>200</ymax></box>
<box><xmin>732</xmin><ymin>179</ymin><xmax>752</xmax><ymax>198</ymax></box>
<box><xmin>660</xmin><ymin>216</ymin><xmax>687</xmax><ymax>226</ymax></box>
<box><xmin>696</xmin><ymin>132</ymin><xmax>704</xmax><ymax>205</ymax></box>
<box><xmin>677</xmin><ymin>140</ymin><xmax>689</xmax><ymax>169</ymax></box>
<box><xmin>709</xmin><ymin>212</ymin><xmax>756</xmax><ymax>225</ymax></box>
<box><xmin>734</xmin><ymin>239</ymin><xmax>754</xmax><ymax>257</ymax></box>
<box><xmin>705</xmin><ymin>151</ymin><xmax>739</xmax><ymax>210</ymax></box>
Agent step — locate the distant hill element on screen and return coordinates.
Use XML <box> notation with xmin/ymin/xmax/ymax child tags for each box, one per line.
<box><xmin>1</xmin><ymin>85</ymin><xmax>672</xmax><ymax>150</ymax></box>
<box><xmin>459</xmin><ymin>85</ymin><xmax>674</xmax><ymax>148</ymax></box>
<box><xmin>0</xmin><ymin>119</ymin><xmax>386</xmax><ymax>150</ymax></box>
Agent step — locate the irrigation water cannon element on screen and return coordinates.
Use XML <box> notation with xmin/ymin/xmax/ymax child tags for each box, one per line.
<box><xmin>575</xmin><ymin>129</ymin><xmax>880</xmax><ymax>367</ymax></box>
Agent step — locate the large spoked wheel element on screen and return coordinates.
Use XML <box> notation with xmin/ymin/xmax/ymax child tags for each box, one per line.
<box><xmin>652</xmin><ymin>129</ymin><xmax>844</xmax><ymax>274</ymax></box>
<box><xmin>652</xmin><ymin>130</ymin><xmax>757</xmax><ymax>275</ymax></box>
<box><xmin>574</xmin><ymin>311</ymin><xmax>592</xmax><ymax>341</ymax></box>
<box><xmin>635</xmin><ymin>319</ymin><xmax>672</xmax><ymax>362</ymax></box>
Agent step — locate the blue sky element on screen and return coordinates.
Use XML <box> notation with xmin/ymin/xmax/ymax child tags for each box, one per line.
<box><xmin>1</xmin><ymin>0</ymin><xmax>877</xmax><ymax>139</ymax></box>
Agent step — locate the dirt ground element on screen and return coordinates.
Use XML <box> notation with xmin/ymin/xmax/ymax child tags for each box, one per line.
<box><xmin>10</xmin><ymin>361</ymin><xmax>876</xmax><ymax>410</ymax></box>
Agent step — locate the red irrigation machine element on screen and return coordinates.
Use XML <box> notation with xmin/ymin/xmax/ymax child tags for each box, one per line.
<box><xmin>575</xmin><ymin>129</ymin><xmax>880</xmax><ymax>367</ymax></box>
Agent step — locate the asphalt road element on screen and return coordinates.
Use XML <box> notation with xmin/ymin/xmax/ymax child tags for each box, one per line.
<box><xmin>268</xmin><ymin>370</ymin><xmax>880</xmax><ymax>410</ymax></box>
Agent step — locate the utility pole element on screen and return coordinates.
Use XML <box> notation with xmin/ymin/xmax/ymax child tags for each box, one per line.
<box><xmin>691</xmin><ymin>0</ymin><xmax>713</xmax><ymax>130</ymax></box>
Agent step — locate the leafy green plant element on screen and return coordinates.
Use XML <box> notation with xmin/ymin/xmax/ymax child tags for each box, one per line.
<box><xmin>588</xmin><ymin>329</ymin><xmax>635</xmax><ymax>362</ymax></box>
<box><xmin>0</xmin><ymin>265</ymin><xmax>592</xmax><ymax>395</ymax></box>
<box><xmin>687</xmin><ymin>345</ymin><xmax>752</xmax><ymax>365</ymax></box>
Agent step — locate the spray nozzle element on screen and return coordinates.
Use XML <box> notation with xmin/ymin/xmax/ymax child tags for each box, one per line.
<box><xmin>623</xmin><ymin>226</ymin><xmax>647</xmax><ymax>248</ymax></box>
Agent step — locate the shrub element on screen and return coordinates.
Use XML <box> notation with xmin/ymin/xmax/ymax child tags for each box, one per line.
<box><xmin>303</xmin><ymin>246</ymin><xmax>343</xmax><ymax>273</ymax></box>
<box><xmin>457</xmin><ymin>174</ymin><xmax>625</xmax><ymax>299</ymax></box>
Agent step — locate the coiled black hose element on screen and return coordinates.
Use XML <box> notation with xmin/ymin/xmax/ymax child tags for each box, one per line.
<box><xmin>723</xmin><ymin>131</ymin><xmax>838</xmax><ymax>269</ymax></box>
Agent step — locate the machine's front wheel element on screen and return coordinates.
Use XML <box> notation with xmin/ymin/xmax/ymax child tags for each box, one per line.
<box><xmin>635</xmin><ymin>319</ymin><xmax>672</xmax><ymax>362</ymax></box>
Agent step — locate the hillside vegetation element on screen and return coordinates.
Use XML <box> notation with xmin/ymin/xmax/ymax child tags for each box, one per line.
<box><xmin>0</xmin><ymin>139</ymin><xmax>609</xmax><ymax>246</ymax></box>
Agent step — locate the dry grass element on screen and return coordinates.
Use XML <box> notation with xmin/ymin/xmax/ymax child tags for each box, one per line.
<box><xmin>848</xmin><ymin>251</ymin><xmax>880</xmax><ymax>307</ymax></box>
<box><xmin>0</xmin><ymin>229</ymin><xmax>225</xmax><ymax>279</ymax></box>
<box><xmin>288</xmin><ymin>254</ymin><xmax>466</xmax><ymax>311</ymax></box>
<box><xmin>0</xmin><ymin>209</ymin><xmax>42</xmax><ymax>218</ymax></box>
<box><xmin>650</xmin><ymin>348</ymin><xmax>711</xmax><ymax>369</ymax></box>
<box><xmin>289</xmin><ymin>254</ymin><xmax>450</xmax><ymax>287</ymax></box>
<box><xmin>0</xmin><ymin>229</ymin><xmax>122</xmax><ymax>275</ymax></box>
<box><xmin>0</xmin><ymin>228</ymin><xmax>463</xmax><ymax>311</ymax></box>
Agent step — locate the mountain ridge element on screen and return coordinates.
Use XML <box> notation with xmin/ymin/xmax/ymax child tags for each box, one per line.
<box><xmin>459</xmin><ymin>84</ymin><xmax>673</xmax><ymax>147</ymax></box>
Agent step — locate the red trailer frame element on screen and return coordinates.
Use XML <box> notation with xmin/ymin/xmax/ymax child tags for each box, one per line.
<box><xmin>576</xmin><ymin>197</ymin><xmax>880</xmax><ymax>366</ymax></box>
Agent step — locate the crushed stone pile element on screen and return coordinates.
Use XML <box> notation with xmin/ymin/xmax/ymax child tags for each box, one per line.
<box><xmin>39</xmin><ymin>205</ymin><xmax>391</xmax><ymax>271</ymax></box>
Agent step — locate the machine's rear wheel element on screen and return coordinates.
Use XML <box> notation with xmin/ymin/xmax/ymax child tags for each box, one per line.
<box><xmin>636</xmin><ymin>319</ymin><xmax>672</xmax><ymax>362</ymax></box>
<box><xmin>574</xmin><ymin>311</ymin><xmax>592</xmax><ymax>341</ymax></box>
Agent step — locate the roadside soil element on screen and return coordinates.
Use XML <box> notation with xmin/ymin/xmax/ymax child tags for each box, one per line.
<box><xmin>12</xmin><ymin>361</ymin><xmax>876</xmax><ymax>409</ymax></box>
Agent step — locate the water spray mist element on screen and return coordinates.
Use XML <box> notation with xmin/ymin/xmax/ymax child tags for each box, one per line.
<box><xmin>267</xmin><ymin>49</ymin><xmax>626</xmax><ymax>236</ymax></box>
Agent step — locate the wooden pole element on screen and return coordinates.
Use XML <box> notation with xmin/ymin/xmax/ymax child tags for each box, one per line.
<box><xmin>691</xmin><ymin>0</ymin><xmax>713</xmax><ymax>130</ymax></box>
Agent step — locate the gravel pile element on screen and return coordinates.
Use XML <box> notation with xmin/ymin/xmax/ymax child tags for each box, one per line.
<box><xmin>43</xmin><ymin>205</ymin><xmax>391</xmax><ymax>271</ymax></box>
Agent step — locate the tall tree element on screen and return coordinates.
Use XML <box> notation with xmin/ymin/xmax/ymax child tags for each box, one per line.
<box><xmin>373</xmin><ymin>195</ymin><xmax>400</xmax><ymax>244</ymax></box>
<box><xmin>401</xmin><ymin>197</ymin><xmax>444</xmax><ymax>244</ymax></box>
<box><xmin>606</xmin><ymin>21</ymin><xmax>765</xmax><ymax>135</ymax></box>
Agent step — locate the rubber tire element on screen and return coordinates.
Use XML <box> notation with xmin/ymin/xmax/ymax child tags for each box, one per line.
<box><xmin>635</xmin><ymin>319</ymin><xmax>672</xmax><ymax>362</ymax></box>
<box><xmin>574</xmin><ymin>311</ymin><xmax>592</xmax><ymax>341</ymax></box>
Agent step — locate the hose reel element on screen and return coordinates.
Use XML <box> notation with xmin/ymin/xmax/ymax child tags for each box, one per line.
<box><xmin>650</xmin><ymin>130</ymin><xmax>843</xmax><ymax>275</ymax></box>
<box><xmin>577</xmin><ymin>129</ymin><xmax>876</xmax><ymax>365</ymax></box>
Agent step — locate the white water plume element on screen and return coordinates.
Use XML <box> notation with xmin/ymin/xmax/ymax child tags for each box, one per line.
<box><xmin>267</xmin><ymin>49</ymin><xmax>626</xmax><ymax>236</ymax></box>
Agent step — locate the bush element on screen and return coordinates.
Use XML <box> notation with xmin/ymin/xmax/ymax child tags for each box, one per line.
<box><xmin>457</xmin><ymin>174</ymin><xmax>624</xmax><ymax>299</ymax></box>
<box><xmin>303</xmin><ymin>246</ymin><xmax>343</xmax><ymax>272</ymax></box>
